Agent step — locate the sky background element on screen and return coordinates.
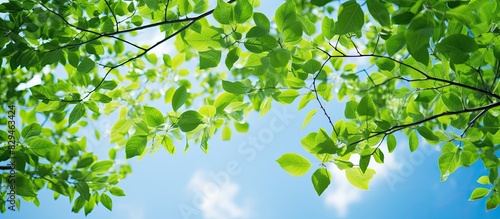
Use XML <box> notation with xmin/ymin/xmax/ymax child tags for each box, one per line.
<box><xmin>4</xmin><ymin>0</ymin><xmax>500</xmax><ymax>219</ymax></box>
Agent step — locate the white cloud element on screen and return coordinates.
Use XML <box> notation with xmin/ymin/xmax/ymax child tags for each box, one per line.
<box><xmin>324</xmin><ymin>145</ymin><xmax>402</xmax><ymax>218</ymax></box>
<box><xmin>187</xmin><ymin>171</ymin><xmax>251</xmax><ymax>219</ymax></box>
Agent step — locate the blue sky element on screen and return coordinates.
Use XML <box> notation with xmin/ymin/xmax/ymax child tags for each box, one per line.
<box><xmin>4</xmin><ymin>0</ymin><xmax>500</xmax><ymax>219</ymax></box>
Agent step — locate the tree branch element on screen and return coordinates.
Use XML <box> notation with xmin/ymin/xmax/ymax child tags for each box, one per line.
<box><xmin>104</xmin><ymin>0</ymin><xmax>119</xmax><ymax>32</ymax></box>
<box><xmin>319</xmin><ymin>49</ymin><xmax>500</xmax><ymax>100</ymax></box>
<box><xmin>40</xmin><ymin>4</ymin><xmax>143</xmax><ymax>51</ymax></box>
<box><xmin>348</xmin><ymin>101</ymin><xmax>500</xmax><ymax>148</ymax></box>
<box><xmin>42</xmin><ymin>0</ymin><xmax>237</xmax><ymax>103</ymax></box>
<box><xmin>312</xmin><ymin>52</ymin><xmax>339</xmax><ymax>136</ymax></box>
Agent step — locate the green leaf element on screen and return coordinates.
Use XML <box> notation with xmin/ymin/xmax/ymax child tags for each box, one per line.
<box><xmin>41</xmin><ymin>49</ymin><xmax>63</xmax><ymax>66</ymax></box>
<box><xmin>199</xmin><ymin>105</ymin><xmax>216</xmax><ymax>118</ymax></box>
<box><xmin>486</xmin><ymin>194</ymin><xmax>500</xmax><ymax>210</ymax></box>
<box><xmin>299</xmin><ymin>16</ymin><xmax>316</xmax><ymax>36</ymax></box>
<box><xmin>375</xmin><ymin>58</ymin><xmax>395</xmax><ymax>71</ymax></box>
<box><xmin>373</xmin><ymin>148</ymin><xmax>385</xmax><ymax>164</ymax></box>
<box><xmin>283</xmin><ymin>21</ymin><xmax>303</xmax><ymax>43</ymax></box>
<box><xmin>469</xmin><ymin>188</ymin><xmax>490</xmax><ymax>201</ymax></box>
<box><xmin>494</xmin><ymin>43</ymin><xmax>500</xmax><ymax>60</ymax></box>
<box><xmin>234</xmin><ymin>122</ymin><xmax>248</xmax><ymax>133</ymax></box>
<box><xmin>222</xmin><ymin>80</ymin><xmax>251</xmax><ymax>94</ymax></box>
<box><xmin>178</xmin><ymin>0</ymin><xmax>193</xmax><ymax>15</ymax></box>
<box><xmin>335</xmin><ymin>1</ymin><xmax>364</xmax><ymax>35</ymax></box>
<box><xmin>481</xmin><ymin>149</ymin><xmax>500</xmax><ymax>168</ymax></box>
<box><xmin>28</xmin><ymin>138</ymin><xmax>56</xmax><ymax>157</ymax></box>
<box><xmin>76</xmin><ymin>157</ymin><xmax>94</xmax><ymax>168</ymax></box>
<box><xmin>387</xmin><ymin>134</ymin><xmax>396</xmax><ymax>153</ymax></box>
<box><xmin>15</xmin><ymin>172</ymin><xmax>37</xmax><ymax>197</ymax></box>
<box><xmin>275</xmin><ymin>1</ymin><xmax>296</xmax><ymax>32</ymax></box>
<box><xmin>131</xmin><ymin>15</ymin><xmax>143</xmax><ymax>26</ymax></box>
<box><xmin>269</xmin><ymin>48</ymin><xmax>291</xmax><ymax>68</ymax></box>
<box><xmin>144</xmin><ymin>106</ymin><xmax>164</xmax><ymax>127</ymax></box>
<box><xmin>317</xmin><ymin>83</ymin><xmax>333</xmax><ymax>101</ymax></box>
<box><xmin>214</xmin><ymin>0</ymin><xmax>233</xmax><ymax>24</ymax></box>
<box><xmin>302</xmin><ymin>109</ymin><xmax>317</xmax><ymax>129</ymax></box>
<box><xmin>477</xmin><ymin>176</ymin><xmax>490</xmax><ymax>185</ymax></box>
<box><xmin>161</xmin><ymin>135</ymin><xmax>175</xmax><ymax>154</ymax></box>
<box><xmin>303</xmin><ymin>59</ymin><xmax>321</xmax><ymax>74</ymax></box>
<box><xmin>276</xmin><ymin>153</ymin><xmax>312</xmax><ymax>177</ymax></box>
<box><xmin>225</xmin><ymin>47</ymin><xmax>241</xmax><ymax>69</ymax></box>
<box><xmin>439</xmin><ymin>151</ymin><xmax>460</xmax><ymax>181</ymax></box>
<box><xmin>183</xmin><ymin>27</ymin><xmax>222</xmax><ymax>51</ymax></box>
<box><xmin>436</xmin><ymin>34</ymin><xmax>478</xmax><ymax>64</ymax></box>
<box><xmin>298</xmin><ymin>91</ymin><xmax>315</xmax><ymax>110</ymax></box>
<box><xmin>321</xmin><ymin>17</ymin><xmax>335</xmax><ymax>40</ymax></box>
<box><xmin>253</xmin><ymin>12</ymin><xmax>270</xmax><ymax>30</ymax></box>
<box><xmin>77</xmin><ymin>57</ymin><xmax>96</xmax><ymax>73</ymax></box>
<box><xmin>143</xmin><ymin>0</ymin><xmax>159</xmax><ymax>10</ymax></box>
<box><xmin>199</xmin><ymin>49</ymin><xmax>221</xmax><ymax>69</ymax></box>
<box><xmin>90</xmin><ymin>160</ymin><xmax>113</xmax><ymax>174</ymax></box>
<box><xmin>344</xmin><ymin>100</ymin><xmax>358</xmax><ymax>119</ymax></box>
<box><xmin>405</xmin><ymin>14</ymin><xmax>434</xmax><ymax>64</ymax></box>
<box><xmin>367</xmin><ymin>0</ymin><xmax>390</xmax><ymax>27</ymax></box>
<box><xmin>222</xmin><ymin>125</ymin><xmax>232</xmax><ymax>140</ymax></box>
<box><xmin>260</xmin><ymin>97</ymin><xmax>272</xmax><ymax>117</ymax></box>
<box><xmin>386</xmin><ymin>31</ymin><xmax>406</xmax><ymax>56</ymax></box>
<box><xmin>357</xmin><ymin>94</ymin><xmax>376</xmax><ymax>117</ymax></box>
<box><xmin>311</xmin><ymin>0</ymin><xmax>332</xmax><ymax>6</ymax></box>
<box><xmin>313</xmin><ymin>128</ymin><xmax>337</xmax><ymax>154</ymax></box>
<box><xmin>178</xmin><ymin>110</ymin><xmax>204</xmax><ymax>132</ymax></box>
<box><xmin>409</xmin><ymin>130</ymin><xmax>419</xmax><ymax>152</ymax></box>
<box><xmin>345</xmin><ymin>168</ymin><xmax>376</xmax><ymax>190</ymax></box>
<box><xmin>391</xmin><ymin>9</ymin><xmax>415</xmax><ymax>25</ymax></box>
<box><xmin>417</xmin><ymin>126</ymin><xmax>438</xmax><ymax>142</ymax></box>
<box><xmin>359</xmin><ymin>155</ymin><xmax>370</xmax><ymax>173</ymax></box>
<box><xmin>311</xmin><ymin>168</ymin><xmax>331</xmax><ymax>196</ymax></box>
<box><xmin>68</xmin><ymin>103</ymin><xmax>85</xmax><ymax>127</ymax></box>
<box><xmin>108</xmin><ymin>186</ymin><xmax>126</xmax><ymax>196</ymax></box>
<box><xmin>334</xmin><ymin>159</ymin><xmax>354</xmax><ymax>170</ymax></box>
<box><xmin>277</xmin><ymin>90</ymin><xmax>299</xmax><ymax>104</ymax></box>
<box><xmin>101</xmin><ymin>193</ymin><xmax>112</xmax><ymax>210</ymax></box>
<box><xmin>101</xmin><ymin>80</ymin><xmax>118</xmax><ymax>90</ymax></box>
<box><xmin>72</xmin><ymin>196</ymin><xmax>85</xmax><ymax>213</ymax></box>
<box><xmin>76</xmin><ymin>181</ymin><xmax>90</xmax><ymax>201</ymax></box>
<box><xmin>35</xmin><ymin>101</ymin><xmax>68</xmax><ymax>112</ymax></box>
<box><xmin>172</xmin><ymin>85</ymin><xmax>188</xmax><ymax>112</ymax></box>
<box><xmin>244</xmin><ymin>35</ymin><xmax>278</xmax><ymax>53</ymax></box>
<box><xmin>234</xmin><ymin>0</ymin><xmax>253</xmax><ymax>23</ymax></box>
<box><xmin>91</xmin><ymin>93</ymin><xmax>112</xmax><ymax>103</ymax></box>
<box><xmin>461</xmin><ymin>143</ymin><xmax>479</xmax><ymax>167</ymax></box>
<box><xmin>21</xmin><ymin>123</ymin><xmax>41</xmax><ymax>139</ymax></box>
<box><xmin>285</xmin><ymin>77</ymin><xmax>306</xmax><ymax>89</ymax></box>
<box><xmin>125</xmin><ymin>136</ymin><xmax>147</xmax><ymax>159</ymax></box>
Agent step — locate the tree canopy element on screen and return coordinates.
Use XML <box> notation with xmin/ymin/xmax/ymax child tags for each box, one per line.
<box><xmin>1</xmin><ymin>0</ymin><xmax>500</xmax><ymax>214</ymax></box>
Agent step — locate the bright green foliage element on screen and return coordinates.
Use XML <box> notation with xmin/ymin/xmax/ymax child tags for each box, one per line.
<box><xmin>345</xmin><ymin>168</ymin><xmax>376</xmax><ymax>190</ymax></box>
<box><xmin>125</xmin><ymin>136</ymin><xmax>147</xmax><ymax>159</ymax></box>
<box><xmin>311</xmin><ymin>167</ymin><xmax>331</xmax><ymax>195</ymax></box>
<box><xmin>172</xmin><ymin>86</ymin><xmax>188</xmax><ymax>112</ymax></box>
<box><xmin>335</xmin><ymin>1</ymin><xmax>364</xmax><ymax>35</ymax></box>
<box><xmin>470</xmin><ymin>188</ymin><xmax>490</xmax><ymax>201</ymax></box>
<box><xmin>144</xmin><ymin>106</ymin><xmax>164</xmax><ymax>127</ymax></box>
<box><xmin>1</xmin><ymin>0</ymin><xmax>500</xmax><ymax>214</ymax></box>
<box><xmin>276</xmin><ymin>153</ymin><xmax>311</xmax><ymax>177</ymax></box>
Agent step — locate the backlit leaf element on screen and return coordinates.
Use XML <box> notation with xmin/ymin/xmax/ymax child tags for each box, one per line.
<box><xmin>276</xmin><ymin>153</ymin><xmax>312</xmax><ymax>176</ymax></box>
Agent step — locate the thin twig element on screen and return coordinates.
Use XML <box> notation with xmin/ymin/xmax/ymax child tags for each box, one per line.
<box><xmin>104</xmin><ymin>0</ymin><xmax>119</xmax><ymax>32</ymax></box>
